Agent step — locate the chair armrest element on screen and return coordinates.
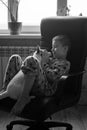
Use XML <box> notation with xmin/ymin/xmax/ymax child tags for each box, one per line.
<box><xmin>58</xmin><ymin>69</ymin><xmax>85</xmax><ymax>85</ymax></box>
<box><xmin>59</xmin><ymin>75</ymin><xmax>68</xmax><ymax>81</ymax></box>
<box><xmin>54</xmin><ymin>72</ymin><xmax>83</xmax><ymax>99</ymax></box>
<box><xmin>55</xmin><ymin>75</ymin><xmax>69</xmax><ymax>87</ymax></box>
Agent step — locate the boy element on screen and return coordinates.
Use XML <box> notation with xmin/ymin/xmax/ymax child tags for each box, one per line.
<box><xmin>41</xmin><ymin>35</ymin><xmax>71</xmax><ymax>95</ymax></box>
<box><xmin>0</xmin><ymin>35</ymin><xmax>71</xmax><ymax>115</ymax></box>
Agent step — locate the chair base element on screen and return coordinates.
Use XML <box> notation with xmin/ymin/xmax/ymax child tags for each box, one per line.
<box><xmin>6</xmin><ymin>120</ymin><xmax>73</xmax><ymax>130</ymax></box>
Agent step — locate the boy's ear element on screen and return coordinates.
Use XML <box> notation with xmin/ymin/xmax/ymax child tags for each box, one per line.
<box><xmin>64</xmin><ymin>46</ymin><xmax>68</xmax><ymax>53</ymax></box>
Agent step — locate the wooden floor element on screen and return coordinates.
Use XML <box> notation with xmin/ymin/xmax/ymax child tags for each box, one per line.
<box><xmin>0</xmin><ymin>104</ymin><xmax>87</xmax><ymax>130</ymax></box>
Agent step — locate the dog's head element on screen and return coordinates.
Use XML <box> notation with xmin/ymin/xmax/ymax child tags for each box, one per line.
<box><xmin>33</xmin><ymin>46</ymin><xmax>51</xmax><ymax>63</ymax></box>
<box><xmin>21</xmin><ymin>46</ymin><xmax>51</xmax><ymax>74</ymax></box>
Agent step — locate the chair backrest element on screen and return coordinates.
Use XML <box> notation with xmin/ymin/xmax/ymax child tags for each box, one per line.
<box><xmin>40</xmin><ymin>16</ymin><xmax>87</xmax><ymax>105</ymax></box>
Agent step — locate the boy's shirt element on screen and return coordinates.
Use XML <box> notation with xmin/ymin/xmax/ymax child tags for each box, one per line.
<box><xmin>38</xmin><ymin>57</ymin><xmax>70</xmax><ymax>96</ymax></box>
<box><xmin>43</xmin><ymin>57</ymin><xmax>70</xmax><ymax>82</ymax></box>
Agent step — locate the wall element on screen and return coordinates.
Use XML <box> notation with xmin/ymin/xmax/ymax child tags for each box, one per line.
<box><xmin>57</xmin><ymin>0</ymin><xmax>67</xmax><ymax>16</ymax></box>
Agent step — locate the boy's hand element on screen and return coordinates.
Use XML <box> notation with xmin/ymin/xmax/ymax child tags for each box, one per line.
<box><xmin>41</xmin><ymin>50</ymin><xmax>51</xmax><ymax>66</ymax></box>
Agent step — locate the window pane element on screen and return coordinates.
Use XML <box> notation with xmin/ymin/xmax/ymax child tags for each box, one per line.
<box><xmin>18</xmin><ymin>0</ymin><xmax>57</xmax><ymax>26</ymax></box>
<box><xmin>68</xmin><ymin>0</ymin><xmax>87</xmax><ymax>16</ymax></box>
<box><xmin>0</xmin><ymin>0</ymin><xmax>8</xmax><ymax>29</ymax></box>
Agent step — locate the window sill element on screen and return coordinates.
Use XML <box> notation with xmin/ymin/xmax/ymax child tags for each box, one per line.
<box><xmin>0</xmin><ymin>33</ymin><xmax>41</xmax><ymax>39</ymax></box>
<box><xmin>0</xmin><ymin>25</ymin><xmax>41</xmax><ymax>39</ymax></box>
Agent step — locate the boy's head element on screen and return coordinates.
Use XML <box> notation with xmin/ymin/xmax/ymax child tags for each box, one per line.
<box><xmin>52</xmin><ymin>35</ymin><xmax>71</xmax><ymax>59</ymax></box>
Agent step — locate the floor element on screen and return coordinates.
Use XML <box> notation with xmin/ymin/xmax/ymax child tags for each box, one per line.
<box><xmin>51</xmin><ymin>104</ymin><xmax>87</xmax><ymax>130</ymax></box>
<box><xmin>0</xmin><ymin>104</ymin><xmax>87</xmax><ymax>130</ymax></box>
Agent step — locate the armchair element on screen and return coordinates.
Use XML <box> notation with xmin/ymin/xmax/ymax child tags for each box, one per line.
<box><xmin>5</xmin><ymin>16</ymin><xmax>87</xmax><ymax>130</ymax></box>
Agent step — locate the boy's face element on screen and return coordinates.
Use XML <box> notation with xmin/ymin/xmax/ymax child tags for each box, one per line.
<box><xmin>52</xmin><ymin>40</ymin><xmax>68</xmax><ymax>59</ymax></box>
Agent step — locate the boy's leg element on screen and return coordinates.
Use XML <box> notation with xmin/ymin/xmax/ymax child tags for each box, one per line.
<box><xmin>1</xmin><ymin>54</ymin><xmax>22</xmax><ymax>91</ymax></box>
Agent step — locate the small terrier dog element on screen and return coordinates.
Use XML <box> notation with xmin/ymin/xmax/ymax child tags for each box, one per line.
<box><xmin>0</xmin><ymin>46</ymin><xmax>51</xmax><ymax>100</ymax></box>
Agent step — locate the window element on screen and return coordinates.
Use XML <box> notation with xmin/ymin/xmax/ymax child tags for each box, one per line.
<box><xmin>0</xmin><ymin>0</ymin><xmax>57</xmax><ymax>33</ymax></box>
<box><xmin>19</xmin><ymin>0</ymin><xmax>57</xmax><ymax>33</ymax></box>
<box><xmin>68</xmin><ymin>0</ymin><xmax>87</xmax><ymax>16</ymax></box>
<box><xmin>1</xmin><ymin>0</ymin><xmax>87</xmax><ymax>34</ymax></box>
<box><xmin>0</xmin><ymin>0</ymin><xmax>8</xmax><ymax>29</ymax></box>
<box><xmin>19</xmin><ymin>0</ymin><xmax>57</xmax><ymax>26</ymax></box>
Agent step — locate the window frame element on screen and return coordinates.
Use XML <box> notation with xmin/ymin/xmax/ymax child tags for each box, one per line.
<box><xmin>0</xmin><ymin>0</ymin><xmax>67</xmax><ymax>34</ymax></box>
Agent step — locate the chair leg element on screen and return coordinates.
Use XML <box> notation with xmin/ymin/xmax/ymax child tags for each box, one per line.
<box><xmin>6</xmin><ymin>120</ymin><xmax>35</xmax><ymax>130</ymax></box>
<box><xmin>6</xmin><ymin>120</ymin><xmax>50</xmax><ymax>130</ymax></box>
<box><xmin>6</xmin><ymin>120</ymin><xmax>72</xmax><ymax>130</ymax></box>
<box><xmin>26</xmin><ymin>125</ymin><xmax>49</xmax><ymax>130</ymax></box>
<box><xmin>43</xmin><ymin>121</ymin><xmax>73</xmax><ymax>130</ymax></box>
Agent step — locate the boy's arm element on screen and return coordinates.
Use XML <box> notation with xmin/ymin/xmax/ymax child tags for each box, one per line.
<box><xmin>44</xmin><ymin>61</ymin><xmax>70</xmax><ymax>81</ymax></box>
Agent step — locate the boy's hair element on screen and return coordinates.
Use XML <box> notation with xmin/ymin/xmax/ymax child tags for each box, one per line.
<box><xmin>52</xmin><ymin>35</ymin><xmax>71</xmax><ymax>49</ymax></box>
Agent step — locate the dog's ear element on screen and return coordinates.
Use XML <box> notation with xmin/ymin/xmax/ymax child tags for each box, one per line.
<box><xmin>36</xmin><ymin>45</ymin><xmax>40</xmax><ymax>54</ymax></box>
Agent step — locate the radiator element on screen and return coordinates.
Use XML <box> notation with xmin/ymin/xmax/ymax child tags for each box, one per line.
<box><xmin>0</xmin><ymin>46</ymin><xmax>36</xmax><ymax>88</ymax></box>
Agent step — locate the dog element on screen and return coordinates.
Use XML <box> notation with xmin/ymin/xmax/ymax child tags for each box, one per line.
<box><xmin>0</xmin><ymin>46</ymin><xmax>51</xmax><ymax>100</ymax></box>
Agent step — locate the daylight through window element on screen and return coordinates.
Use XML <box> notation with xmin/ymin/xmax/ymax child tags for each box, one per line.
<box><xmin>68</xmin><ymin>0</ymin><xmax>87</xmax><ymax>16</ymax></box>
<box><xmin>18</xmin><ymin>0</ymin><xmax>57</xmax><ymax>26</ymax></box>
